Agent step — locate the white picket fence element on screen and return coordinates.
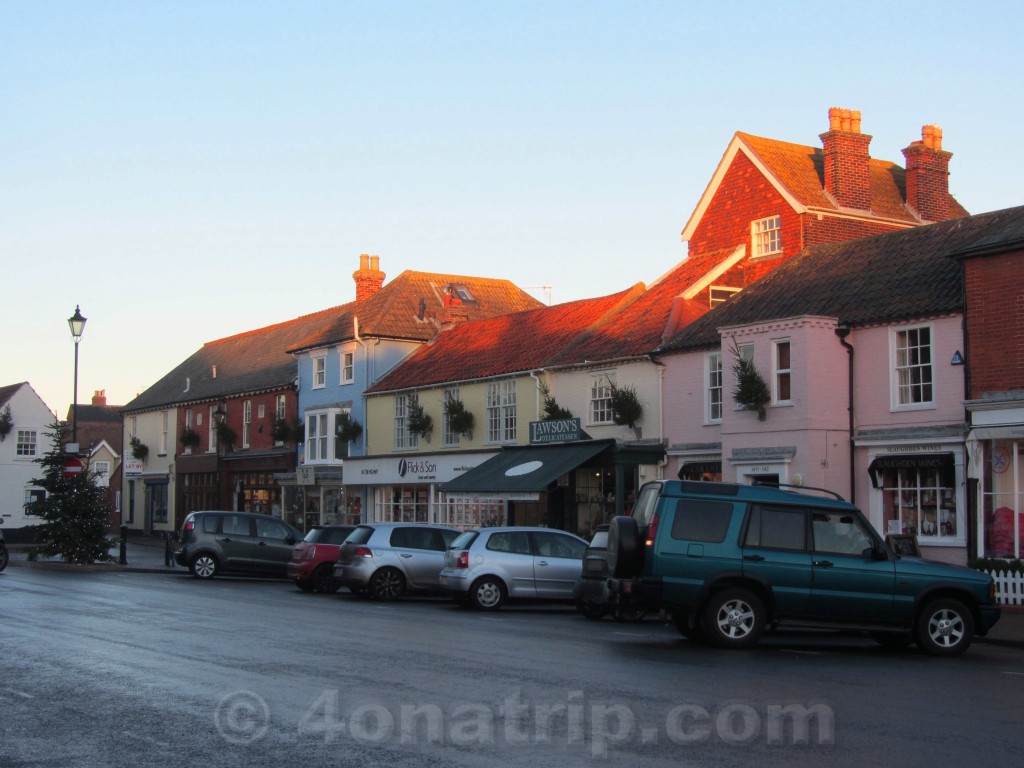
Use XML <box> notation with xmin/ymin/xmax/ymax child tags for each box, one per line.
<box><xmin>986</xmin><ymin>570</ymin><xmax>1024</xmax><ymax>606</ymax></box>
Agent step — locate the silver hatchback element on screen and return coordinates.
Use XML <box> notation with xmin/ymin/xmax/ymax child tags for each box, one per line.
<box><xmin>334</xmin><ymin>523</ymin><xmax>461</xmax><ymax>601</ymax></box>
<box><xmin>439</xmin><ymin>527</ymin><xmax>588</xmax><ymax>610</ymax></box>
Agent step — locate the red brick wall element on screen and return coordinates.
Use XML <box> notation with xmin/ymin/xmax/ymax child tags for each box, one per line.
<box><xmin>963</xmin><ymin>250</ymin><xmax>1024</xmax><ymax>397</ymax></box>
<box><xmin>804</xmin><ymin>215</ymin><xmax>908</xmax><ymax>247</ymax></box>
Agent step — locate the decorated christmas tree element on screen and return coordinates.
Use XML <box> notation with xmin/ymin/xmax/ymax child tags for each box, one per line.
<box><xmin>24</xmin><ymin>419</ymin><xmax>116</xmax><ymax>564</ymax></box>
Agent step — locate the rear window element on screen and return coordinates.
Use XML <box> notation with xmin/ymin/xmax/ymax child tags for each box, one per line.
<box><xmin>391</xmin><ymin>526</ymin><xmax>448</xmax><ymax>551</ymax></box>
<box><xmin>744</xmin><ymin>505</ymin><xmax>807</xmax><ymax>551</ymax></box>
<box><xmin>631</xmin><ymin>484</ymin><xmax>661</xmax><ymax>528</ymax></box>
<box><xmin>486</xmin><ymin>531</ymin><xmax>532</xmax><ymax>555</ymax></box>
<box><xmin>450</xmin><ymin>531</ymin><xmax>479</xmax><ymax>550</ymax></box>
<box><xmin>670</xmin><ymin>500</ymin><xmax>733</xmax><ymax>543</ymax></box>
<box><xmin>201</xmin><ymin>515</ymin><xmax>222</xmax><ymax>534</ymax></box>
<box><xmin>306</xmin><ymin>527</ymin><xmax>355</xmax><ymax>545</ymax></box>
<box><xmin>345</xmin><ymin>526</ymin><xmax>375</xmax><ymax>546</ymax></box>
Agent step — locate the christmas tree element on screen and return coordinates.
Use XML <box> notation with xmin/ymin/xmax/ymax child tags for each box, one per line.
<box><xmin>25</xmin><ymin>419</ymin><xmax>116</xmax><ymax>564</ymax></box>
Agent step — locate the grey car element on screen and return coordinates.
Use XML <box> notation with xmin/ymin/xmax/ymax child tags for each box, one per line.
<box><xmin>175</xmin><ymin>511</ymin><xmax>302</xmax><ymax>579</ymax></box>
<box><xmin>439</xmin><ymin>526</ymin><xmax>588</xmax><ymax>610</ymax></box>
<box><xmin>333</xmin><ymin>523</ymin><xmax>461</xmax><ymax>601</ymax></box>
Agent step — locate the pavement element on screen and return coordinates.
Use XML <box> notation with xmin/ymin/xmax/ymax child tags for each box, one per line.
<box><xmin>4</xmin><ymin>537</ymin><xmax>1023</xmax><ymax>648</ymax></box>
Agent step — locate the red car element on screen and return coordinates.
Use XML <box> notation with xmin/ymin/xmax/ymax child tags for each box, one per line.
<box><xmin>288</xmin><ymin>525</ymin><xmax>356</xmax><ymax>593</ymax></box>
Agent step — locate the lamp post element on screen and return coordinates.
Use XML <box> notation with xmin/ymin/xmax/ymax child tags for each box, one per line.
<box><xmin>68</xmin><ymin>305</ymin><xmax>87</xmax><ymax>446</ymax></box>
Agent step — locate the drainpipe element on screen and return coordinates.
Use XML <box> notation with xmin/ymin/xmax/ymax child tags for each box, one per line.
<box><xmin>835</xmin><ymin>324</ymin><xmax>856</xmax><ymax>504</ymax></box>
<box><xmin>529</xmin><ymin>370</ymin><xmax>545</xmax><ymax>421</ymax></box>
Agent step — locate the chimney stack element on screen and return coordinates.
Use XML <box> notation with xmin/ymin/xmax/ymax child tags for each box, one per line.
<box><xmin>353</xmin><ymin>253</ymin><xmax>386</xmax><ymax>303</ymax></box>
<box><xmin>91</xmin><ymin>390</ymin><xmax>106</xmax><ymax>406</ymax></box>
<box><xmin>902</xmin><ymin>124</ymin><xmax>953</xmax><ymax>222</ymax></box>
<box><xmin>819</xmin><ymin>107</ymin><xmax>873</xmax><ymax>210</ymax></box>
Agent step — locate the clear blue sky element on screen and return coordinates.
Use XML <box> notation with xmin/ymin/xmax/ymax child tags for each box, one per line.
<box><xmin>3</xmin><ymin>0</ymin><xmax>1022</xmax><ymax>419</ymax></box>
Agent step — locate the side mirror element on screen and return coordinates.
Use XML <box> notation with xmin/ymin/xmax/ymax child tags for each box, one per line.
<box><xmin>285</xmin><ymin>535</ymin><xmax>296</xmax><ymax>546</ymax></box>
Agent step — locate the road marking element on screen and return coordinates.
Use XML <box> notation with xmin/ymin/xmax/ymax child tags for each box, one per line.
<box><xmin>3</xmin><ymin>687</ymin><xmax>34</xmax><ymax>699</ymax></box>
<box><xmin>1001</xmin><ymin>671</ymin><xmax>1024</xmax><ymax>676</ymax></box>
<box><xmin>122</xmin><ymin>730</ymin><xmax>170</xmax><ymax>748</ymax></box>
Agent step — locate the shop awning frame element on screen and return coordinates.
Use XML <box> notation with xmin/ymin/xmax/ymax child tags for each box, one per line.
<box><xmin>442</xmin><ymin>440</ymin><xmax>616</xmax><ymax>495</ymax></box>
<box><xmin>867</xmin><ymin>453</ymin><xmax>955</xmax><ymax>488</ymax></box>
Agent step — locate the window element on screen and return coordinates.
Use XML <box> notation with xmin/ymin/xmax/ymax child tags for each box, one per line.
<box><xmin>706</xmin><ymin>352</ymin><xmax>723</xmax><ymax>423</ymax></box>
<box><xmin>394</xmin><ymin>394</ymin><xmax>418</xmax><ymax>450</ymax></box>
<box><xmin>184</xmin><ymin>408</ymin><xmax>194</xmax><ymax>454</ymax></box>
<box><xmin>276</xmin><ymin>394</ymin><xmax>286</xmax><ymax>421</ymax></box>
<box><xmin>670</xmin><ymin>500</ymin><xmax>733</xmax><ymax>543</ymax></box>
<box><xmin>342</xmin><ymin>351</ymin><xmax>354</xmax><ymax>384</ymax></box>
<box><xmin>94</xmin><ymin>461</ymin><xmax>111</xmax><ymax>488</ymax></box>
<box><xmin>334</xmin><ymin>410</ymin><xmax>351</xmax><ymax>460</ymax></box>
<box><xmin>160</xmin><ymin>411</ymin><xmax>169</xmax><ymax>454</ymax></box>
<box><xmin>257</xmin><ymin>404</ymin><xmax>265</xmax><ymax>419</ymax></box>
<box><xmin>532</xmin><ymin>531</ymin><xmax>586</xmax><ymax>559</ymax></box>
<box><xmin>773</xmin><ymin>340</ymin><xmax>792</xmax><ymax>404</ymax></box>
<box><xmin>590</xmin><ymin>376</ymin><xmax>614</xmax><ymax>425</ymax></box>
<box><xmin>16</xmin><ymin>430</ymin><xmax>37</xmax><ymax>457</ymax></box>
<box><xmin>486</xmin><ymin>531</ymin><xmax>532</xmax><ymax>555</ymax></box>
<box><xmin>880</xmin><ymin>464</ymin><xmax>956</xmax><ymax>540</ymax></box>
<box><xmin>752</xmin><ymin>215</ymin><xmax>782</xmax><ymax>257</ymax></box>
<box><xmin>709</xmin><ymin>286</ymin><xmax>740</xmax><ymax>307</ymax></box>
<box><xmin>443</xmin><ymin>386</ymin><xmax>460</xmax><ymax>447</ymax></box>
<box><xmin>486</xmin><ymin>380</ymin><xmax>517</xmax><ymax>443</ymax></box>
<box><xmin>312</xmin><ymin>354</ymin><xmax>326</xmax><ymax>389</ymax></box>
<box><xmin>894</xmin><ymin>325</ymin><xmax>934</xmax><ymax>407</ymax></box>
<box><xmin>812</xmin><ymin>512</ymin><xmax>874</xmax><ymax>556</ymax></box>
<box><xmin>745</xmin><ymin>505</ymin><xmax>806</xmax><ymax>550</ymax></box>
<box><xmin>207</xmin><ymin>407</ymin><xmax>217</xmax><ymax>451</ymax></box>
<box><xmin>307</xmin><ymin>413</ymin><xmax>328</xmax><ymax>461</ymax></box>
<box><xmin>242</xmin><ymin>400</ymin><xmax>252</xmax><ymax>448</ymax></box>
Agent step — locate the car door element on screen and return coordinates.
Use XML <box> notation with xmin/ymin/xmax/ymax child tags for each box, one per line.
<box><xmin>254</xmin><ymin>517</ymin><xmax>298</xmax><ymax>575</ymax></box>
<box><xmin>217</xmin><ymin>514</ymin><xmax>256</xmax><ymax>570</ymax></box>
<box><xmin>483</xmin><ymin>530</ymin><xmax>536</xmax><ymax>599</ymax></box>
<box><xmin>807</xmin><ymin>511</ymin><xmax>897</xmax><ymax>622</ymax></box>
<box><xmin>740</xmin><ymin>504</ymin><xmax>814</xmax><ymax>619</ymax></box>
<box><xmin>390</xmin><ymin>527</ymin><xmax>449</xmax><ymax>589</ymax></box>
<box><xmin>531</xmin><ymin>531</ymin><xmax>587</xmax><ymax>599</ymax></box>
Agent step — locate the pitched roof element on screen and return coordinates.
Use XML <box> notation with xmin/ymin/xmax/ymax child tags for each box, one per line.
<box><xmin>0</xmin><ymin>382</ymin><xmax>27</xmax><ymax>408</ymax></box>
<box><xmin>287</xmin><ymin>271</ymin><xmax>543</xmax><ymax>353</ymax></box>
<box><xmin>661</xmin><ymin>205</ymin><xmax>1024</xmax><ymax>353</ymax></box>
<box><xmin>681</xmin><ymin>132</ymin><xmax>969</xmax><ymax>240</ymax></box>
<box><xmin>124</xmin><ymin>307</ymin><xmax>342</xmax><ymax>412</ymax></box>
<box><xmin>365</xmin><ymin>286</ymin><xmax>646</xmax><ymax>393</ymax></box>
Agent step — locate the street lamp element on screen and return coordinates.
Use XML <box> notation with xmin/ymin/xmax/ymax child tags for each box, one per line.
<box><xmin>68</xmin><ymin>305</ymin><xmax>87</xmax><ymax>445</ymax></box>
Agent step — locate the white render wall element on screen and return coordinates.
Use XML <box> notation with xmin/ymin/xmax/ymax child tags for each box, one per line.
<box><xmin>0</xmin><ymin>383</ymin><xmax>57</xmax><ymax>530</ymax></box>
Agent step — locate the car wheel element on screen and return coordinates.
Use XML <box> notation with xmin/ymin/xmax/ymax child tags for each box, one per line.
<box><xmin>369</xmin><ymin>568</ymin><xmax>406</xmax><ymax>601</ymax></box>
<box><xmin>702</xmin><ymin>588</ymin><xmax>765</xmax><ymax>648</ymax></box>
<box><xmin>311</xmin><ymin>564</ymin><xmax>340</xmax><ymax>594</ymax></box>
<box><xmin>576</xmin><ymin>599</ymin><xmax>608</xmax><ymax>620</ymax></box>
<box><xmin>613</xmin><ymin>603</ymin><xmax>647</xmax><ymax>623</ymax></box>
<box><xmin>190</xmin><ymin>553</ymin><xmax>219</xmax><ymax>580</ymax></box>
<box><xmin>916</xmin><ymin>598</ymin><xmax>975</xmax><ymax>657</ymax></box>
<box><xmin>607</xmin><ymin>516</ymin><xmax>641</xmax><ymax>578</ymax></box>
<box><xmin>469</xmin><ymin>577</ymin><xmax>506</xmax><ymax>610</ymax></box>
<box><xmin>0</xmin><ymin>545</ymin><xmax>8</xmax><ymax>572</ymax></box>
<box><xmin>871</xmin><ymin>632</ymin><xmax>914</xmax><ymax>650</ymax></box>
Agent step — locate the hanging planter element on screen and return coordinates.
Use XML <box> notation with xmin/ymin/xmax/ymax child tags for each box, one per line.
<box><xmin>407</xmin><ymin>400</ymin><xmax>433</xmax><ymax>440</ymax></box>
<box><xmin>214</xmin><ymin>420</ymin><xmax>237</xmax><ymax>450</ymax></box>
<box><xmin>610</xmin><ymin>382</ymin><xmax>643</xmax><ymax>429</ymax></box>
<box><xmin>444</xmin><ymin>397</ymin><xmax>474</xmax><ymax>437</ymax></box>
<box><xmin>271</xmin><ymin>417</ymin><xmax>292</xmax><ymax>443</ymax></box>
<box><xmin>0</xmin><ymin>404</ymin><xmax>12</xmax><ymax>442</ymax></box>
<box><xmin>336</xmin><ymin>412</ymin><xmax>364</xmax><ymax>443</ymax></box>
<box><xmin>129</xmin><ymin>436</ymin><xmax>149</xmax><ymax>460</ymax></box>
<box><xmin>731</xmin><ymin>341</ymin><xmax>771</xmax><ymax>420</ymax></box>
<box><xmin>179</xmin><ymin>426</ymin><xmax>200</xmax><ymax>449</ymax></box>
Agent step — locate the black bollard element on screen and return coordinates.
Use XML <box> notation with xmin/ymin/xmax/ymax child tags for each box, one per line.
<box><xmin>165</xmin><ymin>532</ymin><xmax>173</xmax><ymax>567</ymax></box>
<box><xmin>119</xmin><ymin>524</ymin><xmax>128</xmax><ymax>565</ymax></box>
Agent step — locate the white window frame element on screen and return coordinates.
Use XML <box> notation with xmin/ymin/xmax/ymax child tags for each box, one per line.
<box><xmin>341</xmin><ymin>351</ymin><xmax>355</xmax><ymax>384</ymax></box>
<box><xmin>443</xmin><ymin>386</ymin><xmax>460</xmax><ymax>447</ymax></box>
<box><xmin>312</xmin><ymin>354</ymin><xmax>327</xmax><ymax>389</ymax></box>
<box><xmin>706</xmin><ymin>352</ymin><xmax>723</xmax><ymax>423</ymax></box>
<box><xmin>751</xmin><ymin>215</ymin><xmax>782</xmax><ymax>257</ymax></box>
<box><xmin>275</xmin><ymin>395</ymin><xmax>287</xmax><ymax>446</ymax></box>
<box><xmin>486</xmin><ymin>380</ymin><xmax>517</xmax><ymax>444</ymax></box>
<box><xmin>709</xmin><ymin>286</ymin><xmax>740</xmax><ymax>307</ymax></box>
<box><xmin>94</xmin><ymin>460</ymin><xmax>111</xmax><ymax>487</ymax></box>
<box><xmin>333</xmin><ymin>408</ymin><xmax>352</xmax><ymax>460</ymax></box>
<box><xmin>306</xmin><ymin>412</ymin><xmax>329</xmax><ymax>462</ymax></box>
<box><xmin>590</xmin><ymin>375</ymin><xmax>614</xmax><ymax>425</ymax></box>
<box><xmin>242</xmin><ymin>400</ymin><xmax>252</xmax><ymax>448</ymax></box>
<box><xmin>772</xmin><ymin>339</ymin><xmax>792</xmax><ymax>405</ymax></box>
<box><xmin>732</xmin><ymin>342</ymin><xmax>755</xmax><ymax>410</ymax></box>
<box><xmin>207</xmin><ymin>407</ymin><xmax>217</xmax><ymax>452</ymax></box>
<box><xmin>16</xmin><ymin>430</ymin><xmax>38</xmax><ymax>457</ymax></box>
<box><xmin>891</xmin><ymin>323</ymin><xmax>935</xmax><ymax>410</ymax></box>
<box><xmin>394</xmin><ymin>394</ymin><xmax>418</xmax><ymax>450</ymax></box>
<box><xmin>160</xmin><ymin>411</ymin><xmax>169</xmax><ymax>455</ymax></box>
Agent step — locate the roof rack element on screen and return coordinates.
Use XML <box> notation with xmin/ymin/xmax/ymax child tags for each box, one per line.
<box><xmin>750</xmin><ymin>480</ymin><xmax>846</xmax><ymax>502</ymax></box>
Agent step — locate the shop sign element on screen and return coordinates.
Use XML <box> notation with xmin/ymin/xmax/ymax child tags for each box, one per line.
<box><xmin>124</xmin><ymin>459</ymin><xmax>143</xmax><ymax>477</ymax></box>
<box><xmin>297</xmin><ymin>466</ymin><xmax>315</xmax><ymax>485</ymax></box>
<box><xmin>529</xmin><ymin>418</ymin><xmax>581</xmax><ymax>444</ymax></box>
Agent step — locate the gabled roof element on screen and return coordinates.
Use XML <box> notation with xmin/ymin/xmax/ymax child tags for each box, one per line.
<box><xmin>680</xmin><ymin>132</ymin><xmax>969</xmax><ymax>241</ymax></box>
<box><xmin>0</xmin><ymin>382</ymin><xmax>28</xmax><ymax>408</ymax></box>
<box><xmin>660</xmin><ymin>205</ymin><xmax>1024</xmax><ymax>354</ymax></box>
<box><xmin>68</xmin><ymin>403</ymin><xmax>123</xmax><ymax>424</ymax></box>
<box><xmin>365</xmin><ymin>286</ymin><xmax>646</xmax><ymax>393</ymax></box>
<box><xmin>287</xmin><ymin>271</ymin><xmax>543</xmax><ymax>354</ymax></box>
<box><xmin>124</xmin><ymin>307</ymin><xmax>342</xmax><ymax>413</ymax></box>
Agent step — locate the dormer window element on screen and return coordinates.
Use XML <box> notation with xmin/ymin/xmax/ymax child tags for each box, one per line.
<box><xmin>446</xmin><ymin>284</ymin><xmax>475</xmax><ymax>303</ymax></box>
<box><xmin>752</xmin><ymin>215</ymin><xmax>782</xmax><ymax>257</ymax></box>
<box><xmin>709</xmin><ymin>286</ymin><xmax>741</xmax><ymax>307</ymax></box>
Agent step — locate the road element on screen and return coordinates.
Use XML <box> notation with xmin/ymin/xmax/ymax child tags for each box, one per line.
<box><xmin>1</xmin><ymin>568</ymin><xmax>1021</xmax><ymax>767</ymax></box>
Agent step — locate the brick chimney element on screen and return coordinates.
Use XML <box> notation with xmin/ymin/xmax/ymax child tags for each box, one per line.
<box><xmin>91</xmin><ymin>390</ymin><xmax>106</xmax><ymax>406</ymax></box>
<box><xmin>902</xmin><ymin>125</ymin><xmax>953</xmax><ymax>222</ymax></box>
<box><xmin>819</xmin><ymin>107</ymin><xmax>873</xmax><ymax>210</ymax></box>
<box><xmin>353</xmin><ymin>254</ymin><xmax>386</xmax><ymax>303</ymax></box>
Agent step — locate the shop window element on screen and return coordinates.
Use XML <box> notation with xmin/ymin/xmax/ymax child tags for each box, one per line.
<box><xmin>880</xmin><ymin>466</ymin><xmax>956</xmax><ymax>539</ymax></box>
<box><xmin>982</xmin><ymin>441</ymin><xmax>1023</xmax><ymax>559</ymax></box>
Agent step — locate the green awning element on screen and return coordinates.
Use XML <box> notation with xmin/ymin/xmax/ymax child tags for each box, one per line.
<box><xmin>442</xmin><ymin>440</ymin><xmax>614</xmax><ymax>494</ymax></box>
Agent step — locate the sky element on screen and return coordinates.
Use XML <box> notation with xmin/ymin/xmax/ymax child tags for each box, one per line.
<box><xmin>4</xmin><ymin>0</ymin><xmax>1023</xmax><ymax>419</ymax></box>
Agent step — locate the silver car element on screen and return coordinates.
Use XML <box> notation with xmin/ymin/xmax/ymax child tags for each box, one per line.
<box><xmin>334</xmin><ymin>523</ymin><xmax>461</xmax><ymax>601</ymax></box>
<box><xmin>439</xmin><ymin>526</ymin><xmax>588</xmax><ymax>610</ymax></box>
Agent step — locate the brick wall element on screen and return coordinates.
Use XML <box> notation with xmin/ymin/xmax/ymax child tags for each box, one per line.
<box><xmin>963</xmin><ymin>250</ymin><xmax>1024</xmax><ymax>397</ymax></box>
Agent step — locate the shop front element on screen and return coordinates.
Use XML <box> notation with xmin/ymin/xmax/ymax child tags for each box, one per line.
<box><xmin>966</xmin><ymin>423</ymin><xmax>1024</xmax><ymax>561</ymax></box>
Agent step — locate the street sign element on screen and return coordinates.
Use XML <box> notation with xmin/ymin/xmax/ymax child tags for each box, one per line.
<box><xmin>63</xmin><ymin>458</ymin><xmax>84</xmax><ymax>478</ymax></box>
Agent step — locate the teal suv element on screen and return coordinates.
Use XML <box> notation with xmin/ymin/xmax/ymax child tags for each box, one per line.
<box><xmin>607</xmin><ymin>481</ymin><xmax>1000</xmax><ymax>656</ymax></box>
